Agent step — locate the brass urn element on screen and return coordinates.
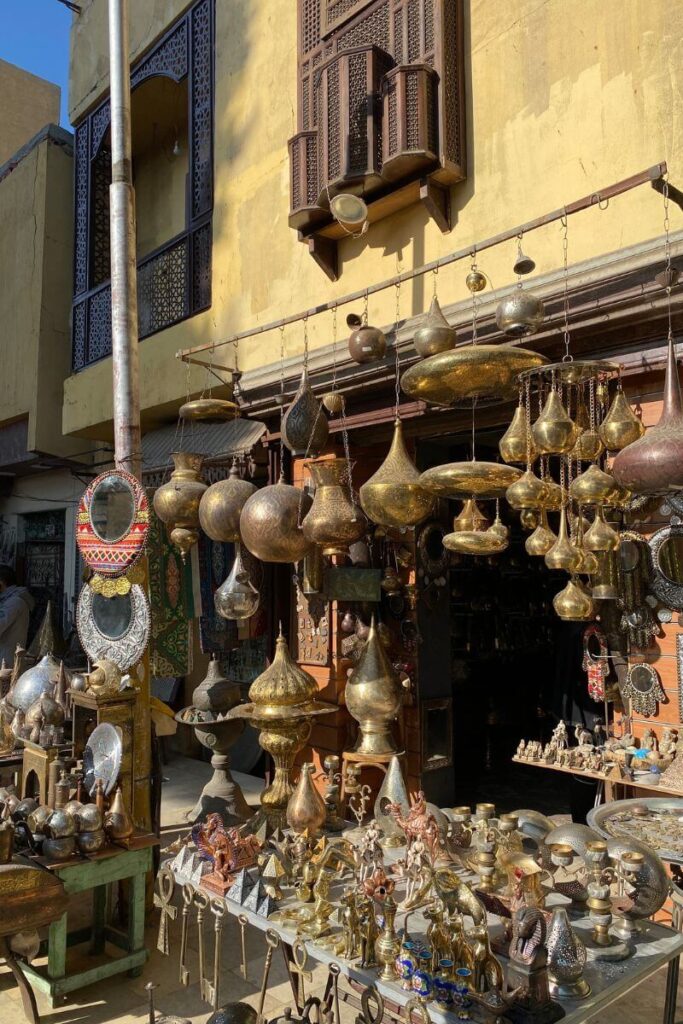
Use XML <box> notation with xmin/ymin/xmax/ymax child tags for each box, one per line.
<box><xmin>224</xmin><ymin>628</ymin><xmax>334</xmax><ymax>825</ymax></box>
<box><xmin>532</xmin><ymin>391</ymin><xmax>578</xmax><ymax>455</ymax></box>
<box><xmin>360</xmin><ymin>419</ymin><xmax>434</xmax><ymax>529</ymax></box>
<box><xmin>345</xmin><ymin>617</ymin><xmax>402</xmax><ymax>755</ymax></box>
<box><xmin>199</xmin><ymin>464</ymin><xmax>257</xmax><ymax>543</ymax></box>
<box><xmin>599</xmin><ymin>389</ymin><xmax>644</xmax><ymax>451</ymax></box>
<box><xmin>153</xmin><ymin>452</ymin><xmax>207</xmax><ymax>558</ymax></box>
<box><xmin>240</xmin><ymin>474</ymin><xmax>313</xmax><ymax>563</ymax></box>
<box><xmin>282</xmin><ymin>368</ymin><xmax>329</xmax><ymax>456</ymax></box>
<box><xmin>302</xmin><ymin>458</ymin><xmax>366</xmax><ymax>558</ymax></box>
<box><xmin>500</xmin><ymin>404</ymin><xmax>536</xmax><ymax>464</ymax></box>
<box><xmin>286</xmin><ymin>762</ymin><xmax>327</xmax><ymax>837</ymax></box>
<box><xmin>569</xmin><ymin>464</ymin><xmax>618</xmax><ymax>505</ymax></box>
<box><xmin>413</xmin><ymin>296</ymin><xmax>457</xmax><ymax>357</ymax></box>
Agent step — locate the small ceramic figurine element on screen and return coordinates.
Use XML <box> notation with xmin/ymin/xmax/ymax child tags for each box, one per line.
<box><xmin>661</xmin><ymin>728</ymin><xmax>678</xmax><ymax>760</ymax></box>
<box><xmin>516</xmin><ymin>739</ymin><xmax>526</xmax><ymax>758</ymax></box>
<box><xmin>551</xmin><ymin>721</ymin><xmax>568</xmax><ymax>750</ymax></box>
<box><xmin>574</xmin><ymin>725</ymin><xmax>593</xmax><ymax>748</ymax></box>
<box><xmin>642</xmin><ymin>728</ymin><xmax>658</xmax><ymax>753</ymax></box>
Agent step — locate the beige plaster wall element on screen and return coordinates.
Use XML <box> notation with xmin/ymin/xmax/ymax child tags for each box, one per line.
<box><xmin>0</xmin><ymin>60</ymin><xmax>61</xmax><ymax>165</ymax></box>
<box><xmin>64</xmin><ymin>0</ymin><xmax>683</xmax><ymax>439</ymax></box>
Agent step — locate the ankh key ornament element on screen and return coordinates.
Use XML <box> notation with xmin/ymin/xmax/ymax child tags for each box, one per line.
<box><xmin>154</xmin><ymin>869</ymin><xmax>177</xmax><ymax>956</ymax></box>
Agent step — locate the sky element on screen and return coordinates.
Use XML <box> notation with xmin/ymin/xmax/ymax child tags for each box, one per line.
<box><xmin>1</xmin><ymin>0</ymin><xmax>73</xmax><ymax>127</ymax></box>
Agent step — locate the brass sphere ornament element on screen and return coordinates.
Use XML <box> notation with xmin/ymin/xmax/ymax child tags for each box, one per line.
<box><xmin>199</xmin><ymin>463</ymin><xmax>257</xmax><ymax>543</ymax></box>
<box><xmin>153</xmin><ymin>452</ymin><xmax>208</xmax><ymax>559</ymax></box>
<box><xmin>599</xmin><ymin>388</ymin><xmax>645</xmax><ymax>450</ymax></box>
<box><xmin>532</xmin><ymin>390</ymin><xmax>578</xmax><ymax>455</ymax></box>
<box><xmin>499</xmin><ymin>404</ymin><xmax>536</xmax><ymax>464</ymax></box>
<box><xmin>240</xmin><ymin>473</ymin><xmax>313</xmax><ymax>564</ymax></box>
<box><xmin>360</xmin><ymin>418</ymin><xmax>434</xmax><ymax>529</ymax></box>
<box><xmin>413</xmin><ymin>296</ymin><xmax>457</xmax><ymax>357</ymax></box>
<box><xmin>322</xmin><ymin>390</ymin><xmax>344</xmax><ymax>415</ymax></box>
<box><xmin>495</xmin><ymin>285</ymin><xmax>545</xmax><ymax>338</ymax></box>
<box><xmin>466</xmin><ymin>266</ymin><xmax>487</xmax><ymax>293</ymax></box>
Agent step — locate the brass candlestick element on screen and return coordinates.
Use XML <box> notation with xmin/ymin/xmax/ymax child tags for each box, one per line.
<box><xmin>583</xmin><ymin>841</ymin><xmax>631</xmax><ymax>961</ymax></box>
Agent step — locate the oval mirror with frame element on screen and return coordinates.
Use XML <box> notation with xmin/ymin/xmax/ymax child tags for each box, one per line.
<box><xmin>77</xmin><ymin>582</ymin><xmax>150</xmax><ymax>671</ymax></box>
<box><xmin>649</xmin><ymin>525</ymin><xmax>683</xmax><ymax>611</ymax></box>
<box><xmin>77</xmin><ymin>469</ymin><xmax>149</xmax><ymax>577</ymax></box>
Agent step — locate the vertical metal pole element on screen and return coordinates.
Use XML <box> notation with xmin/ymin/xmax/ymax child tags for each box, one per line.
<box><xmin>108</xmin><ymin>0</ymin><xmax>151</xmax><ymax>829</ymax></box>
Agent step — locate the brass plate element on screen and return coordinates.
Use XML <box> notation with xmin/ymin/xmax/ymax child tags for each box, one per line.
<box><xmin>419</xmin><ymin>461</ymin><xmax>521</xmax><ymax>499</ymax></box>
<box><xmin>179</xmin><ymin>398</ymin><xmax>240</xmax><ymax>421</ymax></box>
<box><xmin>401</xmin><ymin>345</ymin><xmax>548</xmax><ymax>408</ymax></box>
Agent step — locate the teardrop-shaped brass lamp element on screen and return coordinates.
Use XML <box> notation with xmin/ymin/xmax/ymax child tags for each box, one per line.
<box><xmin>506</xmin><ymin>469</ymin><xmax>548</xmax><ymax>510</ymax></box>
<box><xmin>452</xmin><ymin>499</ymin><xmax>489</xmax><ymax>533</ymax></box>
<box><xmin>487</xmin><ymin>512</ymin><xmax>509</xmax><ymax>545</ymax></box>
<box><xmin>583</xmin><ymin>507</ymin><xmax>620</xmax><ymax>552</ymax></box>
<box><xmin>240</xmin><ymin>474</ymin><xmax>313</xmax><ymax>563</ymax></box>
<box><xmin>545</xmin><ymin>508</ymin><xmax>581</xmax><ymax>572</ymax></box>
<box><xmin>599</xmin><ymin>388</ymin><xmax>645</xmax><ymax>451</ymax></box>
<box><xmin>569</xmin><ymin>463</ymin><xmax>618</xmax><ymax>505</ymax></box>
<box><xmin>344</xmin><ymin>616</ymin><xmax>402</xmax><ymax>755</ymax></box>
<box><xmin>499</xmin><ymin>404</ymin><xmax>536</xmax><ymax>464</ymax></box>
<box><xmin>532</xmin><ymin>391</ymin><xmax>578</xmax><ymax>455</ymax></box>
<box><xmin>282</xmin><ymin>368</ymin><xmax>329</xmax><ymax>456</ymax></box>
<box><xmin>359</xmin><ymin>419</ymin><xmax>434</xmax><ymax>528</ymax></box>
<box><xmin>612</xmin><ymin>335</ymin><xmax>683</xmax><ymax>493</ymax></box>
<box><xmin>401</xmin><ymin>345</ymin><xmax>548</xmax><ymax>408</ymax></box>
<box><xmin>570</xmin><ymin>396</ymin><xmax>604</xmax><ymax>461</ymax></box>
<box><xmin>413</xmin><ymin>296</ymin><xmax>457</xmax><ymax>357</ymax></box>
<box><xmin>576</xmin><ymin>545</ymin><xmax>599</xmax><ymax>575</ymax></box>
<box><xmin>525</xmin><ymin>509</ymin><xmax>556</xmax><ymax>556</ymax></box>
<box><xmin>553</xmin><ymin>577</ymin><xmax>595</xmax><ymax>621</ymax></box>
<box><xmin>418</xmin><ymin>461</ymin><xmax>521</xmax><ymax>499</ymax></box>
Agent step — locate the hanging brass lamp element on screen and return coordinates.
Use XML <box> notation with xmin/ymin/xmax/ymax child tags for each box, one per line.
<box><xmin>418</xmin><ymin>461</ymin><xmax>521</xmax><ymax>500</ymax></box>
<box><xmin>571</xmin><ymin>396</ymin><xmax>604</xmax><ymax>461</ymax></box>
<box><xmin>583</xmin><ymin>507</ymin><xmax>620</xmax><ymax>553</ymax></box>
<box><xmin>199</xmin><ymin>463</ymin><xmax>257</xmax><ymax>543</ymax></box>
<box><xmin>413</xmin><ymin>296</ymin><xmax>457</xmax><ymax>357</ymax></box>
<box><xmin>525</xmin><ymin>509</ymin><xmax>557</xmax><ymax>557</ymax></box>
<box><xmin>240</xmin><ymin>473</ymin><xmax>313</xmax><ymax>563</ymax></box>
<box><xmin>179</xmin><ymin>396</ymin><xmax>240</xmax><ymax>421</ymax></box>
<box><xmin>569</xmin><ymin>463</ymin><xmax>618</xmax><ymax>505</ymax></box>
<box><xmin>612</xmin><ymin>335</ymin><xmax>683</xmax><ymax>493</ymax></box>
<box><xmin>348</xmin><ymin>314</ymin><xmax>387</xmax><ymax>364</ymax></box>
<box><xmin>553</xmin><ymin>577</ymin><xmax>595</xmax><ymax>621</ymax></box>
<box><xmin>359</xmin><ymin>418</ymin><xmax>434</xmax><ymax>528</ymax></box>
<box><xmin>545</xmin><ymin>507</ymin><xmax>581</xmax><ymax>572</ymax></box>
<box><xmin>541</xmin><ymin>479</ymin><xmax>563</xmax><ymax>511</ymax></box>
<box><xmin>532</xmin><ymin>390</ymin><xmax>578</xmax><ymax>455</ymax></box>
<box><xmin>506</xmin><ymin>469</ymin><xmax>548</xmax><ymax>510</ymax></box>
<box><xmin>344</xmin><ymin>616</ymin><xmax>403</xmax><ymax>755</ymax></box>
<box><xmin>487</xmin><ymin>507</ymin><xmax>509</xmax><ymax>545</ymax></box>
<box><xmin>520</xmin><ymin>508</ymin><xmax>540</xmax><ymax>530</ymax></box>
<box><xmin>599</xmin><ymin>387</ymin><xmax>645</xmax><ymax>451</ymax></box>
<box><xmin>499</xmin><ymin>404</ymin><xmax>536</xmax><ymax>464</ymax></box>
<box><xmin>495</xmin><ymin>285</ymin><xmax>545</xmax><ymax>337</ymax></box>
<box><xmin>401</xmin><ymin>345</ymin><xmax>548</xmax><ymax>408</ymax></box>
<box><xmin>443</xmin><ymin>530</ymin><xmax>508</xmax><ymax>555</ymax></box>
<box><xmin>301</xmin><ymin>457</ymin><xmax>366</xmax><ymax>558</ymax></box>
<box><xmin>153</xmin><ymin>452</ymin><xmax>207</xmax><ymax>559</ymax></box>
<box><xmin>282</xmin><ymin>368</ymin><xmax>329</xmax><ymax>456</ymax></box>
<box><xmin>452</xmin><ymin>498</ymin><xmax>489</xmax><ymax>533</ymax></box>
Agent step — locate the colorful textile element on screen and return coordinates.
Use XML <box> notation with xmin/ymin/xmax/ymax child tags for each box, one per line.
<box><xmin>147</xmin><ymin>502</ymin><xmax>193</xmax><ymax>677</ymax></box>
<box><xmin>197</xmin><ymin>532</ymin><xmax>237</xmax><ymax>655</ymax></box>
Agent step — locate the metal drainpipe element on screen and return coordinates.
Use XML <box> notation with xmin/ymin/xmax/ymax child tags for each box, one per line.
<box><xmin>108</xmin><ymin>0</ymin><xmax>151</xmax><ymax>830</ymax></box>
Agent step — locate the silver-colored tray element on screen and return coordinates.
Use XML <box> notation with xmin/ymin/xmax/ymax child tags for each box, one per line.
<box><xmin>588</xmin><ymin>797</ymin><xmax>683</xmax><ymax>864</ymax></box>
<box><xmin>83</xmin><ymin>722</ymin><xmax>122</xmax><ymax>797</ymax></box>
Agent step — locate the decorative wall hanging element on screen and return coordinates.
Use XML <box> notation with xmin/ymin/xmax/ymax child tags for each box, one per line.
<box><xmin>582</xmin><ymin>625</ymin><xmax>609</xmax><ymax>702</ymax></box>
<box><xmin>648</xmin><ymin>524</ymin><xmax>683</xmax><ymax>610</ymax></box>
<box><xmin>77</xmin><ymin>582</ymin><xmax>151</xmax><ymax>672</ymax></box>
<box><xmin>622</xmin><ymin>663</ymin><xmax>666</xmax><ymax>718</ymax></box>
<box><xmin>77</xmin><ymin>469</ymin><xmax>149</xmax><ymax>577</ymax></box>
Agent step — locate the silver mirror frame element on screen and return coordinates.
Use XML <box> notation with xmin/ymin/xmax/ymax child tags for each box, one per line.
<box><xmin>77</xmin><ymin>582</ymin><xmax>150</xmax><ymax>671</ymax></box>
<box><xmin>649</xmin><ymin>525</ymin><xmax>683</xmax><ymax>610</ymax></box>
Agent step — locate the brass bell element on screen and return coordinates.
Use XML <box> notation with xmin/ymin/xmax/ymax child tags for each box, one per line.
<box><xmin>506</xmin><ymin>469</ymin><xmax>547</xmax><ymax>510</ymax></box>
<box><xmin>525</xmin><ymin>509</ymin><xmax>556</xmax><ymax>557</ymax></box>
<box><xmin>598</xmin><ymin>388</ymin><xmax>645</xmax><ymax>451</ymax></box>
<box><xmin>545</xmin><ymin>508</ymin><xmax>581</xmax><ymax>572</ymax></box>
<box><xmin>553</xmin><ymin>577</ymin><xmax>595</xmax><ymax>621</ymax></box>
<box><xmin>520</xmin><ymin>508</ymin><xmax>540</xmax><ymax>530</ymax></box>
<box><xmin>532</xmin><ymin>391</ymin><xmax>578</xmax><ymax>455</ymax></box>
<box><xmin>569</xmin><ymin>464</ymin><xmax>618</xmax><ymax>505</ymax></box>
<box><xmin>499</xmin><ymin>404</ymin><xmax>535</xmax><ymax>464</ymax></box>
<box><xmin>513</xmin><ymin>241</ymin><xmax>536</xmax><ymax>276</ymax></box>
<box><xmin>452</xmin><ymin>498</ymin><xmax>489</xmax><ymax>533</ymax></box>
<box><xmin>583</xmin><ymin>507</ymin><xmax>620</xmax><ymax>553</ymax></box>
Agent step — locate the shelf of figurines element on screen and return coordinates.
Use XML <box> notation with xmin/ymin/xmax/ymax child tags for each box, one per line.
<box><xmin>158</xmin><ymin>757</ymin><xmax>682</xmax><ymax>1024</ymax></box>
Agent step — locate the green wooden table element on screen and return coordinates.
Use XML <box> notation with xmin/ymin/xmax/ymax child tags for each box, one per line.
<box><xmin>20</xmin><ymin>835</ymin><xmax>157</xmax><ymax>1007</ymax></box>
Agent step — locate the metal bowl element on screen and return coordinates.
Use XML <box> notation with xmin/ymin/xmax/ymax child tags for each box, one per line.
<box><xmin>27</xmin><ymin>805</ymin><xmax>51</xmax><ymax>835</ymax></box>
<box><xmin>45</xmin><ymin>809</ymin><xmax>77</xmax><ymax>839</ymax></box>
<box><xmin>76</xmin><ymin>828</ymin><xmax>106</xmax><ymax>854</ymax></box>
<box><xmin>42</xmin><ymin>836</ymin><xmax>76</xmax><ymax>861</ymax></box>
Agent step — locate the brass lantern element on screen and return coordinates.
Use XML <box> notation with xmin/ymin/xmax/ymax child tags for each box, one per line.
<box><xmin>301</xmin><ymin>457</ymin><xmax>366</xmax><ymax>558</ymax></box>
<box><xmin>240</xmin><ymin>474</ymin><xmax>313</xmax><ymax>564</ymax></box>
<box><xmin>532</xmin><ymin>391</ymin><xmax>578</xmax><ymax>455</ymax></box>
<box><xmin>359</xmin><ymin>419</ymin><xmax>434</xmax><ymax>529</ymax></box>
<box><xmin>153</xmin><ymin>452</ymin><xmax>207</xmax><ymax>559</ymax></box>
<box><xmin>199</xmin><ymin>463</ymin><xmax>257</xmax><ymax>543</ymax></box>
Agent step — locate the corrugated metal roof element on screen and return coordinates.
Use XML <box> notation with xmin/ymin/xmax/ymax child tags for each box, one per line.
<box><xmin>141</xmin><ymin>418</ymin><xmax>266</xmax><ymax>473</ymax></box>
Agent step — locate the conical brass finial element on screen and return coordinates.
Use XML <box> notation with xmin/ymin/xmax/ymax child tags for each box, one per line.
<box><xmin>499</xmin><ymin>404</ymin><xmax>536</xmax><ymax>464</ymax></box>
<box><xmin>344</xmin><ymin>616</ymin><xmax>402</xmax><ymax>755</ymax></box>
<box><xmin>532</xmin><ymin>390</ymin><xmax>578</xmax><ymax>455</ymax></box>
<box><xmin>249</xmin><ymin>629</ymin><xmax>317</xmax><ymax>714</ymax></box>
<box><xmin>599</xmin><ymin>388</ymin><xmax>645</xmax><ymax>451</ymax></box>
<box><xmin>545</xmin><ymin>507</ymin><xmax>581</xmax><ymax>572</ymax></box>
<box><xmin>359</xmin><ymin>419</ymin><xmax>434</xmax><ymax>529</ymax></box>
<box><xmin>28</xmin><ymin>600</ymin><xmax>64</xmax><ymax>659</ymax></box>
<box><xmin>282</xmin><ymin>368</ymin><xmax>329</xmax><ymax>457</ymax></box>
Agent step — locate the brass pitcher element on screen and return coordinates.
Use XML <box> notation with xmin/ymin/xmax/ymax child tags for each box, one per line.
<box><xmin>302</xmin><ymin>458</ymin><xmax>366</xmax><ymax>558</ymax></box>
<box><xmin>286</xmin><ymin>762</ymin><xmax>326</xmax><ymax>838</ymax></box>
<box><xmin>532</xmin><ymin>390</ymin><xmax>578</xmax><ymax>455</ymax></box>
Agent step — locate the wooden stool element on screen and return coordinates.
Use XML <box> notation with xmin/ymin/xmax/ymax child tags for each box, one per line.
<box><xmin>340</xmin><ymin>749</ymin><xmax>406</xmax><ymax>800</ymax></box>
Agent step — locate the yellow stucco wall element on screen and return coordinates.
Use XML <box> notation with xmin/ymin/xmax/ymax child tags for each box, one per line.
<box><xmin>0</xmin><ymin>60</ymin><xmax>61</xmax><ymax>166</ymax></box>
<box><xmin>0</xmin><ymin>132</ymin><xmax>83</xmax><ymax>458</ymax></box>
<box><xmin>64</xmin><ymin>0</ymin><xmax>683</xmax><ymax>439</ymax></box>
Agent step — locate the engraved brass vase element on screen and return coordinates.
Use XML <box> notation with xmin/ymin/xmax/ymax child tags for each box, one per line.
<box><xmin>345</xmin><ymin>617</ymin><xmax>402</xmax><ymax>755</ymax></box>
<box><xmin>302</xmin><ymin>458</ymin><xmax>366</xmax><ymax>558</ymax></box>
<box><xmin>547</xmin><ymin>908</ymin><xmax>591</xmax><ymax>998</ymax></box>
<box><xmin>360</xmin><ymin>419</ymin><xmax>434</xmax><ymax>529</ymax></box>
<box><xmin>413</xmin><ymin>296</ymin><xmax>457</xmax><ymax>357</ymax></box>
<box><xmin>199</xmin><ymin>464</ymin><xmax>257</xmax><ymax>543</ymax></box>
<box><xmin>286</xmin><ymin>762</ymin><xmax>327</xmax><ymax>837</ymax></box>
<box><xmin>240</xmin><ymin>474</ymin><xmax>313</xmax><ymax>564</ymax></box>
<box><xmin>152</xmin><ymin>452</ymin><xmax>207</xmax><ymax>558</ymax></box>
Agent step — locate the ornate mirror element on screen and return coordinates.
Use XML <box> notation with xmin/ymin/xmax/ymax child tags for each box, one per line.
<box><xmin>649</xmin><ymin>525</ymin><xmax>683</xmax><ymax>610</ymax></box>
<box><xmin>77</xmin><ymin>468</ymin><xmax>149</xmax><ymax>576</ymax></box>
<box><xmin>77</xmin><ymin>583</ymin><xmax>150</xmax><ymax>671</ymax></box>
<box><xmin>622</xmin><ymin>662</ymin><xmax>666</xmax><ymax>718</ymax></box>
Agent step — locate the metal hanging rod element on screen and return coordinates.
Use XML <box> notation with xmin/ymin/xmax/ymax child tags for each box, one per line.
<box><xmin>177</xmin><ymin>162</ymin><xmax>672</xmax><ymax>364</ymax></box>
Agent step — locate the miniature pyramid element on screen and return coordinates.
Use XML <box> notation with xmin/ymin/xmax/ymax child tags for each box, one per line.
<box><xmin>257</xmin><ymin>891</ymin><xmax>277</xmax><ymax>917</ymax></box>
<box><xmin>226</xmin><ymin>868</ymin><xmax>255</xmax><ymax>905</ymax></box>
<box><xmin>242</xmin><ymin>879</ymin><xmax>267</xmax><ymax>913</ymax></box>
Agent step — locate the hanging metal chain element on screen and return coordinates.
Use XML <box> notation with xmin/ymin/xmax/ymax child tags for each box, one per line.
<box><xmin>362</xmin><ymin>290</ymin><xmax>369</xmax><ymax>326</ymax></box>
<box><xmin>525</xmin><ymin>377</ymin><xmax>533</xmax><ymax>469</ymax></box>
<box><xmin>471</xmin><ymin>253</ymin><xmax>479</xmax><ymax>346</ymax></box>
<box><xmin>278</xmin><ymin>324</ymin><xmax>286</xmax><ymax>475</ymax></box>
<box><xmin>663</xmin><ymin>176</ymin><xmax>674</xmax><ymax>342</ymax></box>
<box><xmin>432</xmin><ymin>262</ymin><xmax>439</xmax><ymax>298</ymax></box>
<box><xmin>561</xmin><ymin>211</ymin><xmax>572</xmax><ymax>362</ymax></box>
<box><xmin>394</xmin><ymin>279</ymin><xmax>402</xmax><ymax>418</ymax></box>
<box><xmin>589</xmin><ymin>377</ymin><xmax>596</xmax><ymax>432</ymax></box>
<box><xmin>303</xmin><ymin>315</ymin><xmax>309</xmax><ymax>372</ymax></box>
<box><xmin>331</xmin><ymin>303</ymin><xmax>338</xmax><ymax>390</ymax></box>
